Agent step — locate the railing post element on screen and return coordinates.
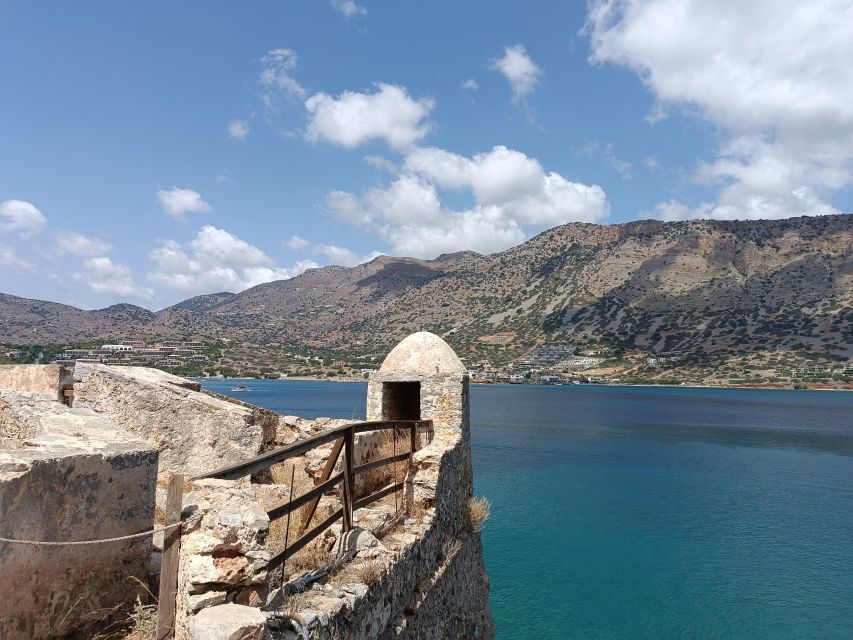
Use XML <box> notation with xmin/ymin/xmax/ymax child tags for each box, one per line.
<box><xmin>410</xmin><ymin>422</ymin><xmax>418</xmax><ymax>455</ymax></box>
<box><xmin>156</xmin><ymin>473</ymin><xmax>184</xmax><ymax>640</ymax></box>
<box><xmin>342</xmin><ymin>426</ymin><xmax>355</xmax><ymax>531</ymax></box>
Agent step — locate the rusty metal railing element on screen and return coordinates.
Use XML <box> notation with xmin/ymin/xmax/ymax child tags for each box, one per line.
<box><xmin>197</xmin><ymin>419</ymin><xmax>431</xmax><ymax>570</ymax></box>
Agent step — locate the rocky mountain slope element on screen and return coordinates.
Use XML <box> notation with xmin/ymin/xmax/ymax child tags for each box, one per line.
<box><xmin>2</xmin><ymin>215</ymin><xmax>851</xmax><ymax>372</ymax></box>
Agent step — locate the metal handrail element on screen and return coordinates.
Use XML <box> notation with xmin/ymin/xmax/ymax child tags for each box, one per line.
<box><xmin>196</xmin><ymin>419</ymin><xmax>432</xmax><ymax>571</ymax></box>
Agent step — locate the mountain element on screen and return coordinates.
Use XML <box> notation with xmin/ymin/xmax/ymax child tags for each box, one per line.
<box><xmin>0</xmin><ymin>294</ymin><xmax>145</xmax><ymax>343</ymax></box>
<box><xmin>93</xmin><ymin>303</ymin><xmax>156</xmax><ymax>325</ymax></box>
<box><xmin>2</xmin><ymin>215</ymin><xmax>851</xmax><ymax>377</ymax></box>
<box><xmin>169</xmin><ymin>292</ymin><xmax>236</xmax><ymax>312</ymax></box>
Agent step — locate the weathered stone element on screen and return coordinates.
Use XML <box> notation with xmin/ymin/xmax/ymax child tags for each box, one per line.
<box><xmin>187</xmin><ymin>590</ymin><xmax>228</xmax><ymax>613</ymax></box>
<box><xmin>71</xmin><ymin>363</ymin><xmax>277</xmax><ymax>477</ymax></box>
<box><xmin>340</xmin><ymin>527</ymin><xmax>381</xmax><ymax>553</ymax></box>
<box><xmin>0</xmin><ymin>364</ymin><xmax>70</xmax><ymax>402</ymax></box>
<box><xmin>187</xmin><ymin>604</ymin><xmax>267</xmax><ymax>640</ymax></box>
<box><xmin>0</xmin><ymin>390</ymin><xmax>157</xmax><ymax>640</ymax></box>
<box><xmin>176</xmin><ymin>480</ymin><xmax>270</xmax><ymax>640</ymax></box>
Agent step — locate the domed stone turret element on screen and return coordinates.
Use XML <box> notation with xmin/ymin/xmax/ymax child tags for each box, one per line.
<box><xmin>379</xmin><ymin>331</ymin><xmax>465</xmax><ymax>375</ymax></box>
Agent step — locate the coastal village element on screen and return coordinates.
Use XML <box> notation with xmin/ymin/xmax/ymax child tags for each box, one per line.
<box><xmin>2</xmin><ymin>338</ymin><xmax>848</xmax><ymax>389</ymax></box>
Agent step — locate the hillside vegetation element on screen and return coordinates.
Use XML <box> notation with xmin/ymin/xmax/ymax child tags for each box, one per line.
<box><xmin>2</xmin><ymin>215</ymin><xmax>851</xmax><ymax>384</ymax></box>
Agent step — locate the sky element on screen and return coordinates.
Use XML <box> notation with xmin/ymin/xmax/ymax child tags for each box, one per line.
<box><xmin>1</xmin><ymin>0</ymin><xmax>851</xmax><ymax>310</ymax></box>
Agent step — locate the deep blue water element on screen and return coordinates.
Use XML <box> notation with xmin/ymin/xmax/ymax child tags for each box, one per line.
<box><xmin>201</xmin><ymin>379</ymin><xmax>853</xmax><ymax>639</ymax></box>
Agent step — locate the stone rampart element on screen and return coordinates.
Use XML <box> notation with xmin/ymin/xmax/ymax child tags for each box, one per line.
<box><xmin>0</xmin><ymin>390</ymin><xmax>157</xmax><ymax>639</ymax></box>
<box><xmin>71</xmin><ymin>364</ymin><xmax>277</xmax><ymax>477</ymax></box>
<box><xmin>0</xmin><ymin>364</ymin><xmax>70</xmax><ymax>402</ymax></box>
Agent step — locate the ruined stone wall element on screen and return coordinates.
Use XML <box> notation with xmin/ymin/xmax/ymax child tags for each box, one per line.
<box><xmin>71</xmin><ymin>364</ymin><xmax>277</xmax><ymax>478</ymax></box>
<box><xmin>0</xmin><ymin>364</ymin><xmax>69</xmax><ymax>402</ymax></box>
<box><xmin>0</xmin><ymin>391</ymin><xmax>157</xmax><ymax>640</ymax></box>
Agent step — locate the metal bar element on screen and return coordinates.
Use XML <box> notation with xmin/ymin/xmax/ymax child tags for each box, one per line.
<box><xmin>156</xmin><ymin>474</ymin><xmax>184</xmax><ymax>640</ymax></box>
<box><xmin>351</xmin><ymin>420</ymin><xmax>413</xmax><ymax>434</ymax></box>
<box><xmin>299</xmin><ymin>436</ymin><xmax>344</xmax><ymax>533</ymax></box>
<box><xmin>342</xmin><ymin>426</ymin><xmax>355</xmax><ymax>531</ymax></box>
<box><xmin>393</xmin><ymin>431</ymin><xmax>398</xmax><ymax>512</ymax></box>
<box><xmin>198</xmin><ymin>426</ymin><xmax>350</xmax><ymax>480</ymax></box>
<box><xmin>267</xmin><ymin>472</ymin><xmax>344</xmax><ymax>521</ymax></box>
<box><xmin>353</xmin><ymin>481</ymin><xmax>406</xmax><ymax>511</ymax></box>
<box><xmin>281</xmin><ymin>465</ymin><xmax>295</xmax><ymax>586</ymax></box>
<box><xmin>352</xmin><ymin>451</ymin><xmax>411</xmax><ymax>476</ymax></box>
<box><xmin>197</xmin><ymin>420</ymin><xmax>429</xmax><ymax>481</ymax></box>
<box><xmin>266</xmin><ymin>507</ymin><xmax>344</xmax><ymax>571</ymax></box>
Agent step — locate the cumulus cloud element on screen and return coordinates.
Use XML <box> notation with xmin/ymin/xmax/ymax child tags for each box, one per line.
<box><xmin>313</xmin><ymin>244</ymin><xmax>382</xmax><ymax>267</ymax></box>
<box><xmin>149</xmin><ymin>225</ymin><xmax>318</xmax><ymax>297</ymax></box>
<box><xmin>285</xmin><ymin>233</ymin><xmax>381</xmax><ymax>267</ymax></box>
<box><xmin>326</xmin><ymin>145</ymin><xmax>609</xmax><ymax>257</ymax></box>
<box><xmin>585</xmin><ymin>0</ymin><xmax>853</xmax><ymax>219</ymax></box>
<box><xmin>331</xmin><ymin>0</ymin><xmax>367</xmax><ymax>19</ymax></box>
<box><xmin>54</xmin><ymin>230</ymin><xmax>112</xmax><ymax>257</ymax></box>
<box><xmin>305</xmin><ymin>83</ymin><xmax>435</xmax><ymax>150</ymax></box>
<box><xmin>490</xmin><ymin>44</ymin><xmax>542</xmax><ymax>103</ymax></box>
<box><xmin>462</xmin><ymin>78</ymin><xmax>479</xmax><ymax>91</ymax></box>
<box><xmin>75</xmin><ymin>256</ymin><xmax>153</xmax><ymax>302</ymax></box>
<box><xmin>0</xmin><ymin>242</ymin><xmax>33</xmax><ymax>271</ymax></box>
<box><xmin>0</xmin><ymin>199</ymin><xmax>47</xmax><ymax>238</ymax></box>
<box><xmin>227</xmin><ymin>120</ymin><xmax>250</xmax><ymax>140</ymax></box>
<box><xmin>157</xmin><ymin>187</ymin><xmax>212</xmax><ymax>221</ymax></box>
<box><xmin>259</xmin><ymin>48</ymin><xmax>306</xmax><ymax>112</ymax></box>
<box><xmin>284</xmin><ymin>234</ymin><xmax>311</xmax><ymax>251</ymax></box>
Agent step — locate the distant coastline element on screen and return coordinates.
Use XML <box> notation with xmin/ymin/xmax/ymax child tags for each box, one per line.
<box><xmin>200</xmin><ymin>375</ymin><xmax>851</xmax><ymax>392</ymax></box>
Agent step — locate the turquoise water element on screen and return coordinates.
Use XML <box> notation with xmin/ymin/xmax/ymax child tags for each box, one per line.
<box><xmin>201</xmin><ymin>380</ymin><xmax>853</xmax><ymax>639</ymax></box>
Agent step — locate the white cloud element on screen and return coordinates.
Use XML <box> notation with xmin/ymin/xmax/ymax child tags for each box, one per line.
<box><xmin>585</xmin><ymin>0</ymin><xmax>853</xmax><ymax>219</ymax></box>
<box><xmin>75</xmin><ymin>256</ymin><xmax>153</xmax><ymax>302</ymax></box>
<box><xmin>582</xmin><ymin>141</ymin><xmax>633</xmax><ymax>179</ymax></box>
<box><xmin>462</xmin><ymin>78</ymin><xmax>479</xmax><ymax>91</ymax></box>
<box><xmin>0</xmin><ymin>242</ymin><xmax>33</xmax><ymax>271</ymax></box>
<box><xmin>157</xmin><ymin>187</ymin><xmax>212</xmax><ymax>221</ymax></box>
<box><xmin>313</xmin><ymin>244</ymin><xmax>382</xmax><ymax>267</ymax></box>
<box><xmin>149</xmin><ymin>225</ymin><xmax>318</xmax><ymax>297</ymax></box>
<box><xmin>364</xmin><ymin>155</ymin><xmax>398</xmax><ymax>173</ymax></box>
<box><xmin>490</xmin><ymin>44</ymin><xmax>542</xmax><ymax>103</ymax></box>
<box><xmin>285</xmin><ymin>233</ymin><xmax>380</xmax><ymax>266</ymax></box>
<box><xmin>259</xmin><ymin>48</ymin><xmax>306</xmax><ymax>111</ymax></box>
<box><xmin>284</xmin><ymin>234</ymin><xmax>311</xmax><ymax>251</ymax></box>
<box><xmin>305</xmin><ymin>83</ymin><xmax>435</xmax><ymax>150</ymax></box>
<box><xmin>326</xmin><ymin>145</ymin><xmax>609</xmax><ymax>258</ymax></box>
<box><xmin>331</xmin><ymin>0</ymin><xmax>367</xmax><ymax>19</ymax></box>
<box><xmin>227</xmin><ymin>120</ymin><xmax>250</xmax><ymax>140</ymax></box>
<box><xmin>0</xmin><ymin>199</ymin><xmax>47</xmax><ymax>238</ymax></box>
<box><xmin>54</xmin><ymin>230</ymin><xmax>112</xmax><ymax>256</ymax></box>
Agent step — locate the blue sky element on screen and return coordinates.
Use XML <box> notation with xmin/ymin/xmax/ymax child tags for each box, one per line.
<box><xmin>1</xmin><ymin>0</ymin><xmax>851</xmax><ymax>309</ymax></box>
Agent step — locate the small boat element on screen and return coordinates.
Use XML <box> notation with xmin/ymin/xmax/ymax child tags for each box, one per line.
<box><xmin>231</xmin><ymin>384</ymin><xmax>249</xmax><ymax>392</ymax></box>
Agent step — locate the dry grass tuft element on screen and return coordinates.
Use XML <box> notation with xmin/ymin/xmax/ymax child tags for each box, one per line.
<box><xmin>120</xmin><ymin>599</ymin><xmax>157</xmax><ymax>640</ymax></box>
<box><xmin>361</xmin><ymin>429</ymin><xmax>408</xmax><ymax>496</ymax></box>
<box><xmin>465</xmin><ymin>496</ymin><xmax>491</xmax><ymax>533</ymax></box>
<box><xmin>355</xmin><ymin>560</ymin><xmax>384</xmax><ymax>587</ymax></box>
<box><xmin>266</xmin><ymin>460</ymin><xmax>319</xmax><ymax>555</ymax></box>
<box><xmin>335</xmin><ymin>559</ymin><xmax>384</xmax><ymax>587</ymax></box>
<box><xmin>88</xmin><ymin>596</ymin><xmax>156</xmax><ymax>640</ymax></box>
<box><xmin>286</xmin><ymin>541</ymin><xmax>335</xmax><ymax>574</ymax></box>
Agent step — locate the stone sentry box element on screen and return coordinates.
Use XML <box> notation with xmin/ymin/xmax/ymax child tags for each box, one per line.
<box><xmin>366</xmin><ymin>331</ymin><xmax>473</xmax><ymax>505</ymax></box>
<box><xmin>367</xmin><ymin>332</ymin><xmax>469</xmax><ymax>437</ymax></box>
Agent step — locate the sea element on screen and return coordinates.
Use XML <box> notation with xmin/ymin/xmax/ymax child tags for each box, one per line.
<box><xmin>200</xmin><ymin>379</ymin><xmax>853</xmax><ymax>640</ymax></box>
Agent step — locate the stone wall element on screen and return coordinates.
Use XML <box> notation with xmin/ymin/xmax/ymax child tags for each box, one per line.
<box><xmin>175</xmin><ymin>479</ymin><xmax>273</xmax><ymax>640</ymax></box>
<box><xmin>0</xmin><ymin>364</ymin><xmax>70</xmax><ymax>402</ymax></box>
<box><xmin>71</xmin><ymin>364</ymin><xmax>277</xmax><ymax>478</ymax></box>
<box><xmin>0</xmin><ymin>391</ymin><xmax>157</xmax><ymax>640</ymax></box>
<box><xmin>277</xmin><ymin>428</ymin><xmax>493</xmax><ymax>640</ymax></box>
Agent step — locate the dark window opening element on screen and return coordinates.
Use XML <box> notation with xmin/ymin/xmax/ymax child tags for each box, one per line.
<box><xmin>382</xmin><ymin>382</ymin><xmax>421</xmax><ymax>421</ymax></box>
